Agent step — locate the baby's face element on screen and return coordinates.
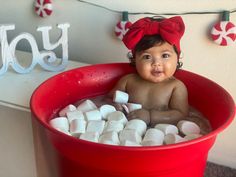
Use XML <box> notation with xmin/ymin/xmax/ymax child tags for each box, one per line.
<box><xmin>135</xmin><ymin>42</ymin><xmax>178</xmax><ymax>83</ymax></box>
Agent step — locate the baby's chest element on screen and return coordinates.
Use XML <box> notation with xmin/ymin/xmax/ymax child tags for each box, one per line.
<box><xmin>127</xmin><ymin>85</ymin><xmax>173</xmax><ymax>109</ymax></box>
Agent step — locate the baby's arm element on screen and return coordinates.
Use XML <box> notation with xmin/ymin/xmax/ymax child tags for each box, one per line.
<box><xmin>108</xmin><ymin>74</ymin><xmax>130</xmax><ymax>98</ymax></box>
<box><xmin>106</xmin><ymin>74</ymin><xmax>131</xmax><ymax>111</ymax></box>
<box><xmin>149</xmin><ymin>80</ymin><xmax>188</xmax><ymax>126</ymax></box>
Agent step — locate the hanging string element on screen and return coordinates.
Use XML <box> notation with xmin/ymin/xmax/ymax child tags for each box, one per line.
<box><xmin>77</xmin><ymin>0</ymin><xmax>236</xmax><ymax>16</ymax></box>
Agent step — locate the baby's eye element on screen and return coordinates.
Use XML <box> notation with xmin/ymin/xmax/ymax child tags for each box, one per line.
<box><xmin>142</xmin><ymin>54</ymin><xmax>152</xmax><ymax>60</ymax></box>
<box><xmin>162</xmin><ymin>53</ymin><xmax>170</xmax><ymax>59</ymax></box>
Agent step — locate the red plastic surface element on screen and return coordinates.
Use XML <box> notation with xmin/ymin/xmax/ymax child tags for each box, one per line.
<box><xmin>30</xmin><ymin>63</ymin><xmax>235</xmax><ymax>177</ymax></box>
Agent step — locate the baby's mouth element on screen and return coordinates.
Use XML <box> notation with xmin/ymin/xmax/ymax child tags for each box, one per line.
<box><xmin>151</xmin><ymin>70</ymin><xmax>163</xmax><ymax>77</ymax></box>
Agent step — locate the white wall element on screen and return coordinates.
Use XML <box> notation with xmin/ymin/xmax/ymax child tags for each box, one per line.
<box><xmin>1</xmin><ymin>0</ymin><xmax>236</xmax><ymax>168</ymax></box>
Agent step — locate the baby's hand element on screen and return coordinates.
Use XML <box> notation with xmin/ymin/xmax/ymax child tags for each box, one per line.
<box><xmin>127</xmin><ymin>109</ymin><xmax>150</xmax><ymax>125</ymax></box>
<box><xmin>103</xmin><ymin>96</ymin><xmax>124</xmax><ymax>112</ymax></box>
<box><xmin>113</xmin><ymin>103</ymin><xmax>124</xmax><ymax>112</ymax></box>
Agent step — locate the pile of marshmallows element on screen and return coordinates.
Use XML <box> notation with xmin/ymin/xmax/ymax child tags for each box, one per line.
<box><xmin>49</xmin><ymin>90</ymin><xmax>202</xmax><ymax>146</ymax></box>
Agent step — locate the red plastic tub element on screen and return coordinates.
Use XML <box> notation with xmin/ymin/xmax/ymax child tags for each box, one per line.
<box><xmin>30</xmin><ymin>63</ymin><xmax>235</xmax><ymax>177</ymax></box>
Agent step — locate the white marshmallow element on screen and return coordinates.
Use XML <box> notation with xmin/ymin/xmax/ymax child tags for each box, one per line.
<box><xmin>99</xmin><ymin>131</ymin><xmax>120</xmax><ymax>145</ymax></box>
<box><xmin>84</xmin><ymin>109</ymin><xmax>102</xmax><ymax>121</ymax></box>
<box><xmin>100</xmin><ymin>140</ymin><xmax>119</xmax><ymax>146</ymax></box>
<box><xmin>66</xmin><ymin>110</ymin><xmax>84</xmax><ymax>123</ymax></box>
<box><xmin>77</xmin><ymin>99</ymin><xmax>97</xmax><ymax>112</ymax></box>
<box><xmin>99</xmin><ymin>104</ymin><xmax>116</xmax><ymax>120</ymax></box>
<box><xmin>103</xmin><ymin>120</ymin><xmax>124</xmax><ymax>133</ymax></box>
<box><xmin>184</xmin><ymin>134</ymin><xmax>202</xmax><ymax>141</ymax></box>
<box><xmin>79</xmin><ymin>132</ymin><xmax>99</xmax><ymax>143</ymax></box>
<box><xmin>142</xmin><ymin>128</ymin><xmax>164</xmax><ymax>145</ymax></box>
<box><xmin>124</xmin><ymin>119</ymin><xmax>147</xmax><ymax>136</ymax></box>
<box><xmin>141</xmin><ymin>140</ymin><xmax>161</xmax><ymax>146</ymax></box>
<box><xmin>119</xmin><ymin>129</ymin><xmax>142</xmax><ymax>144</ymax></box>
<box><xmin>49</xmin><ymin>117</ymin><xmax>69</xmax><ymax>131</ymax></box>
<box><xmin>86</xmin><ymin>120</ymin><xmax>105</xmax><ymax>135</ymax></box>
<box><xmin>155</xmin><ymin>124</ymin><xmax>179</xmax><ymax>135</ymax></box>
<box><xmin>70</xmin><ymin>119</ymin><xmax>87</xmax><ymax>137</ymax></box>
<box><xmin>113</xmin><ymin>90</ymin><xmax>129</xmax><ymax>104</ymax></box>
<box><xmin>120</xmin><ymin>140</ymin><xmax>141</xmax><ymax>147</ymax></box>
<box><xmin>59</xmin><ymin>104</ymin><xmax>76</xmax><ymax>117</ymax></box>
<box><xmin>55</xmin><ymin>128</ymin><xmax>72</xmax><ymax>136</ymax></box>
<box><xmin>164</xmin><ymin>134</ymin><xmax>186</xmax><ymax>145</ymax></box>
<box><xmin>126</xmin><ymin>103</ymin><xmax>142</xmax><ymax>112</ymax></box>
<box><xmin>177</xmin><ymin>120</ymin><xmax>201</xmax><ymax>135</ymax></box>
<box><xmin>107</xmin><ymin>111</ymin><xmax>128</xmax><ymax>125</ymax></box>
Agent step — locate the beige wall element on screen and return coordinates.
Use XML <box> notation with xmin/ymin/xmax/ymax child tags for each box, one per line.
<box><xmin>1</xmin><ymin>0</ymin><xmax>236</xmax><ymax>168</ymax></box>
<box><xmin>0</xmin><ymin>105</ymin><xmax>36</xmax><ymax>177</ymax></box>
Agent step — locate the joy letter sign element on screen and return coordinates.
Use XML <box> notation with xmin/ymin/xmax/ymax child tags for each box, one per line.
<box><xmin>0</xmin><ymin>23</ymin><xmax>70</xmax><ymax>76</ymax></box>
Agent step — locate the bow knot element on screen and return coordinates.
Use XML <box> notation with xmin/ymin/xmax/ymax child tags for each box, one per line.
<box><xmin>122</xmin><ymin>16</ymin><xmax>185</xmax><ymax>56</ymax></box>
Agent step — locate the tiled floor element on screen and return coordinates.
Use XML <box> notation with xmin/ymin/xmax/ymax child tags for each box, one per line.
<box><xmin>205</xmin><ymin>162</ymin><xmax>236</xmax><ymax>177</ymax></box>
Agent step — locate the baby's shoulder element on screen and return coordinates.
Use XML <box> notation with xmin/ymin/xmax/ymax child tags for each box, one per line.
<box><xmin>120</xmin><ymin>73</ymin><xmax>137</xmax><ymax>82</ymax></box>
<box><xmin>169</xmin><ymin>77</ymin><xmax>186</xmax><ymax>89</ymax></box>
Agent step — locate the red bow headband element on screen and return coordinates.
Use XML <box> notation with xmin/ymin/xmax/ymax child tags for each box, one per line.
<box><xmin>122</xmin><ymin>16</ymin><xmax>185</xmax><ymax>57</ymax></box>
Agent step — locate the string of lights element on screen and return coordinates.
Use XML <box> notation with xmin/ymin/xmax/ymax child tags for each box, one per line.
<box><xmin>77</xmin><ymin>0</ymin><xmax>236</xmax><ymax>16</ymax></box>
<box><xmin>77</xmin><ymin>0</ymin><xmax>236</xmax><ymax>46</ymax></box>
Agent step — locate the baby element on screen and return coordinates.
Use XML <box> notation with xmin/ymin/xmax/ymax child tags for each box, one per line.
<box><xmin>109</xmin><ymin>16</ymin><xmax>188</xmax><ymax>126</ymax></box>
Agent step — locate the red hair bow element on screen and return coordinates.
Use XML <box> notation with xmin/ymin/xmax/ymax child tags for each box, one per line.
<box><xmin>122</xmin><ymin>16</ymin><xmax>185</xmax><ymax>55</ymax></box>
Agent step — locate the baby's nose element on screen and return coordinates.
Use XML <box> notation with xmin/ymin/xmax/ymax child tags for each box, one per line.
<box><xmin>152</xmin><ymin>57</ymin><xmax>162</xmax><ymax>66</ymax></box>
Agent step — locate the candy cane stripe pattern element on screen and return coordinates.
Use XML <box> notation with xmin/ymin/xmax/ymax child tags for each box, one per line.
<box><xmin>115</xmin><ymin>21</ymin><xmax>132</xmax><ymax>40</ymax></box>
<box><xmin>34</xmin><ymin>0</ymin><xmax>53</xmax><ymax>18</ymax></box>
<box><xmin>211</xmin><ymin>21</ymin><xmax>236</xmax><ymax>46</ymax></box>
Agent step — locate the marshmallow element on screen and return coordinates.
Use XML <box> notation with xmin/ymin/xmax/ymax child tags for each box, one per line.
<box><xmin>103</xmin><ymin>120</ymin><xmax>124</xmax><ymax>133</ymax></box>
<box><xmin>141</xmin><ymin>140</ymin><xmax>161</xmax><ymax>146</ymax></box>
<box><xmin>66</xmin><ymin>110</ymin><xmax>84</xmax><ymax>123</ymax></box>
<box><xmin>164</xmin><ymin>134</ymin><xmax>186</xmax><ymax>145</ymax></box>
<box><xmin>86</xmin><ymin>120</ymin><xmax>105</xmax><ymax>135</ymax></box>
<box><xmin>99</xmin><ymin>131</ymin><xmax>120</xmax><ymax>145</ymax></box>
<box><xmin>113</xmin><ymin>90</ymin><xmax>129</xmax><ymax>104</ymax></box>
<box><xmin>177</xmin><ymin>120</ymin><xmax>201</xmax><ymax>135</ymax></box>
<box><xmin>107</xmin><ymin>111</ymin><xmax>128</xmax><ymax>125</ymax></box>
<box><xmin>77</xmin><ymin>99</ymin><xmax>97</xmax><ymax>112</ymax></box>
<box><xmin>59</xmin><ymin>104</ymin><xmax>76</xmax><ymax>117</ymax></box>
<box><xmin>80</xmin><ymin>132</ymin><xmax>99</xmax><ymax>143</ymax></box>
<box><xmin>119</xmin><ymin>129</ymin><xmax>142</xmax><ymax>144</ymax></box>
<box><xmin>100</xmin><ymin>140</ymin><xmax>119</xmax><ymax>146</ymax></box>
<box><xmin>184</xmin><ymin>134</ymin><xmax>202</xmax><ymax>141</ymax></box>
<box><xmin>49</xmin><ymin>117</ymin><xmax>69</xmax><ymax>131</ymax></box>
<box><xmin>142</xmin><ymin>128</ymin><xmax>164</xmax><ymax>146</ymax></box>
<box><xmin>55</xmin><ymin>128</ymin><xmax>72</xmax><ymax>136</ymax></box>
<box><xmin>126</xmin><ymin>103</ymin><xmax>142</xmax><ymax>112</ymax></box>
<box><xmin>70</xmin><ymin>119</ymin><xmax>87</xmax><ymax>137</ymax></box>
<box><xmin>99</xmin><ymin>104</ymin><xmax>116</xmax><ymax>120</ymax></box>
<box><xmin>155</xmin><ymin>124</ymin><xmax>179</xmax><ymax>135</ymax></box>
<box><xmin>124</xmin><ymin>119</ymin><xmax>147</xmax><ymax>136</ymax></box>
<box><xmin>120</xmin><ymin>140</ymin><xmax>141</xmax><ymax>147</ymax></box>
<box><xmin>84</xmin><ymin>109</ymin><xmax>102</xmax><ymax>121</ymax></box>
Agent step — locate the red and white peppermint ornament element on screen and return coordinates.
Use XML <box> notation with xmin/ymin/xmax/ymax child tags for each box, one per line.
<box><xmin>115</xmin><ymin>11</ymin><xmax>132</xmax><ymax>40</ymax></box>
<box><xmin>34</xmin><ymin>0</ymin><xmax>53</xmax><ymax>18</ymax></box>
<box><xmin>211</xmin><ymin>11</ymin><xmax>236</xmax><ymax>46</ymax></box>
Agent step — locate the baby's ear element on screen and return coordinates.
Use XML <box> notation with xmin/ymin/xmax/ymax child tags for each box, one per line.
<box><xmin>129</xmin><ymin>57</ymin><xmax>136</xmax><ymax>67</ymax></box>
<box><xmin>127</xmin><ymin>52</ymin><xmax>136</xmax><ymax>66</ymax></box>
<box><xmin>177</xmin><ymin>61</ymin><xmax>183</xmax><ymax>69</ymax></box>
<box><xmin>130</xmin><ymin>59</ymin><xmax>136</xmax><ymax>67</ymax></box>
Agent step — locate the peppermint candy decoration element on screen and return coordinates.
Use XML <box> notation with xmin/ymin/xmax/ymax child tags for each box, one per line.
<box><xmin>211</xmin><ymin>11</ymin><xmax>236</xmax><ymax>46</ymax></box>
<box><xmin>115</xmin><ymin>11</ymin><xmax>132</xmax><ymax>40</ymax></box>
<box><xmin>34</xmin><ymin>0</ymin><xmax>53</xmax><ymax>18</ymax></box>
<box><xmin>115</xmin><ymin>21</ymin><xmax>132</xmax><ymax>40</ymax></box>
